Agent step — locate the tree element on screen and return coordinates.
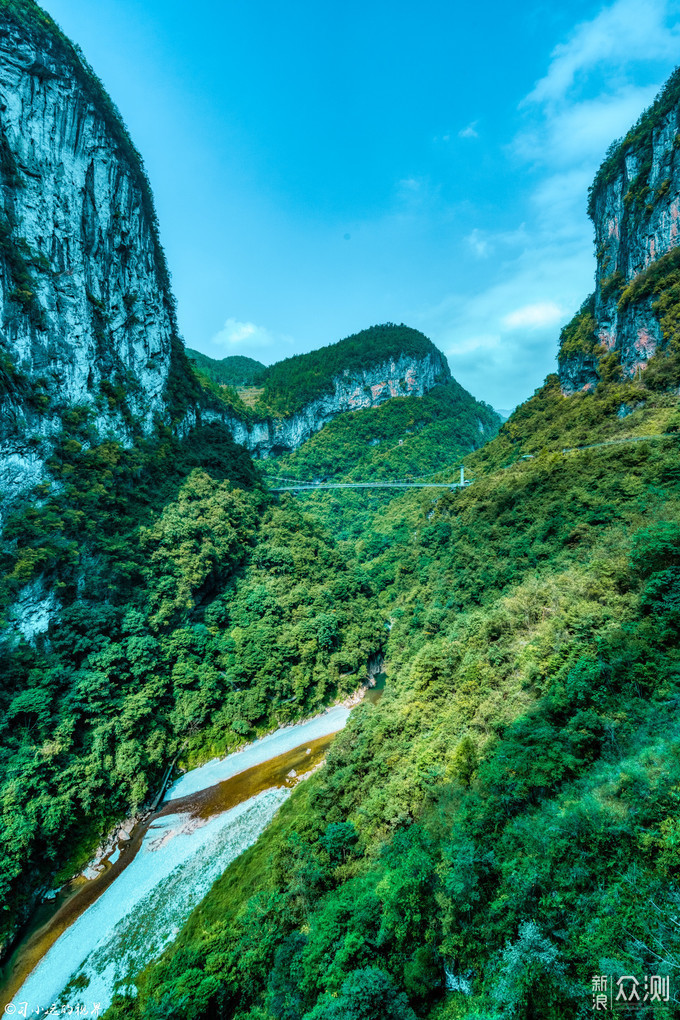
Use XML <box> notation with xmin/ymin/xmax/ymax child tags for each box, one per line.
<box><xmin>306</xmin><ymin>967</ymin><xmax>416</xmax><ymax>1020</ymax></box>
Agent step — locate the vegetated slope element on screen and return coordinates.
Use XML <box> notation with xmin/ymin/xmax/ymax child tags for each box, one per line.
<box><xmin>105</xmin><ymin>70</ymin><xmax>680</xmax><ymax>1013</ymax></box>
<box><xmin>108</xmin><ymin>359</ymin><xmax>680</xmax><ymax>1020</ymax></box>
<box><xmin>261</xmin><ymin>380</ymin><xmax>499</xmax><ymax>484</ymax></box>
<box><xmin>252</xmin><ymin>323</ymin><xmax>449</xmax><ymax>417</ymax></box>
<box><xmin>185</xmin><ymin>351</ymin><xmax>266</xmax><ymax>388</ymax></box>
<box><xmin>180</xmin><ymin>324</ymin><xmax>458</xmax><ymax>460</ymax></box>
<box><xmin>0</xmin><ymin>416</ymin><xmax>383</xmax><ymax>952</ymax></box>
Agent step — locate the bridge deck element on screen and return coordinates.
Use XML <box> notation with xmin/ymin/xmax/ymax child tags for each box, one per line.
<box><xmin>271</xmin><ymin>482</ymin><xmax>465</xmax><ymax>491</ymax></box>
<box><xmin>269</xmin><ymin>433</ymin><xmax>679</xmax><ymax>494</ymax></box>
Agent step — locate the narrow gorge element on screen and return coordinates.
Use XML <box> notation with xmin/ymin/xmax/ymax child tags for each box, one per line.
<box><xmin>2</xmin><ymin>4</ymin><xmax>680</xmax><ymax>1020</ymax></box>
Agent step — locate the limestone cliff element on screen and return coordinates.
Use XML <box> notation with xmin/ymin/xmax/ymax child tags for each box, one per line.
<box><xmin>191</xmin><ymin>349</ymin><xmax>450</xmax><ymax>457</ymax></box>
<box><xmin>559</xmin><ymin>70</ymin><xmax>680</xmax><ymax>392</ymax></box>
<box><xmin>0</xmin><ymin>0</ymin><xmax>179</xmax><ymax>513</ymax></box>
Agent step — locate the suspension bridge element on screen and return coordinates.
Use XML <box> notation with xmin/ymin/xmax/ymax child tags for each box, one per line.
<box><xmin>270</xmin><ymin>466</ymin><xmax>469</xmax><ymax>492</ymax></box>
<box><xmin>267</xmin><ymin>431</ymin><xmax>680</xmax><ymax>494</ymax></box>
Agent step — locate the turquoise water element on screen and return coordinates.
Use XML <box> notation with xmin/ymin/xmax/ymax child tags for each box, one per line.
<box><xmin>12</xmin><ymin>706</ymin><xmax>350</xmax><ymax>1014</ymax></box>
<box><xmin>166</xmin><ymin>704</ymin><xmax>350</xmax><ymax>801</ymax></box>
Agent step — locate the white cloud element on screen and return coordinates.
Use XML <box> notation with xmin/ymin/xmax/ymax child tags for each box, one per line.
<box><xmin>212</xmin><ymin>318</ymin><xmax>270</xmax><ymax>349</ymax></box>
<box><xmin>420</xmin><ymin>230</ymin><xmax>593</xmax><ymax>405</ymax></box>
<box><xmin>514</xmin><ymin>84</ymin><xmax>661</xmax><ymax>169</ymax></box>
<box><xmin>466</xmin><ymin>229</ymin><xmax>491</xmax><ymax>258</ymax></box>
<box><xmin>446</xmin><ymin>333</ymin><xmax>501</xmax><ymax>356</ymax></box>
<box><xmin>459</xmin><ymin>121</ymin><xmax>479</xmax><ymax>139</ymax></box>
<box><xmin>209</xmin><ymin>317</ymin><xmax>295</xmax><ymax>357</ymax></box>
<box><xmin>526</xmin><ymin>0</ymin><xmax>680</xmax><ymax>106</ymax></box>
<box><xmin>502</xmin><ymin>302</ymin><xmax>565</xmax><ymax>330</ymax></box>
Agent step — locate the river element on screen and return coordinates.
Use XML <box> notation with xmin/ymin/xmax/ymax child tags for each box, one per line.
<box><xmin>1</xmin><ymin>703</ymin><xmax>356</xmax><ymax>1015</ymax></box>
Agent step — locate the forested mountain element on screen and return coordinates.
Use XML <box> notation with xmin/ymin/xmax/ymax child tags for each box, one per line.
<box><xmin>253</xmin><ymin>324</ymin><xmax>449</xmax><ymax>416</ymax></box>
<box><xmin>185</xmin><ymin>351</ymin><xmax>266</xmax><ymax>389</ymax></box>
<box><xmin>103</xmin><ymin>72</ymin><xmax>680</xmax><ymax>1020</ymax></box>
<box><xmin>188</xmin><ymin>324</ymin><xmax>449</xmax><ymax>417</ymax></box>
<box><xmin>2</xmin><ymin>3</ymin><xmax>680</xmax><ymax>1018</ymax></box>
<box><xmin>183</xmin><ymin>324</ymin><xmax>474</xmax><ymax>458</ymax></box>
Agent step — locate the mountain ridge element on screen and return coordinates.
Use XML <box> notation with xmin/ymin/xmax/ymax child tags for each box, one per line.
<box><xmin>185</xmin><ymin>324</ymin><xmax>494</xmax><ymax>460</ymax></box>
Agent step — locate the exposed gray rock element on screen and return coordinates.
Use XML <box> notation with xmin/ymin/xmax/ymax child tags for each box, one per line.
<box><xmin>184</xmin><ymin>350</ymin><xmax>449</xmax><ymax>457</ymax></box>
<box><xmin>559</xmin><ymin>352</ymin><xmax>601</xmax><ymax>396</ymax></box>
<box><xmin>561</xmin><ymin>92</ymin><xmax>680</xmax><ymax>392</ymax></box>
<box><xmin>0</xmin><ymin>12</ymin><xmax>176</xmax><ymax>515</ymax></box>
<box><xmin>8</xmin><ymin>577</ymin><xmax>57</xmax><ymax>642</ymax></box>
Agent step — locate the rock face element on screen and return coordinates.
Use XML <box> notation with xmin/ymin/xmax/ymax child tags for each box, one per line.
<box><xmin>189</xmin><ymin>350</ymin><xmax>449</xmax><ymax>457</ymax></box>
<box><xmin>0</xmin><ymin>3</ymin><xmax>177</xmax><ymax>512</ymax></box>
<box><xmin>558</xmin><ymin>351</ymin><xmax>601</xmax><ymax>396</ymax></box>
<box><xmin>559</xmin><ymin>71</ymin><xmax>680</xmax><ymax>391</ymax></box>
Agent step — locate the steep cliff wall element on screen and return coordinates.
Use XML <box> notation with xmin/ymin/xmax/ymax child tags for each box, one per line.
<box><xmin>559</xmin><ymin>70</ymin><xmax>680</xmax><ymax>392</ymax></box>
<box><xmin>190</xmin><ymin>350</ymin><xmax>449</xmax><ymax>457</ymax></box>
<box><xmin>0</xmin><ymin>1</ymin><xmax>179</xmax><ymax>511</ymax></box>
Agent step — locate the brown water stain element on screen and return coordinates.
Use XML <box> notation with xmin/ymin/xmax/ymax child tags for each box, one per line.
<box><xmin>0</xmin><ymin>731</ymin><xmax>336</xmax><ymax>1010</ymax></box>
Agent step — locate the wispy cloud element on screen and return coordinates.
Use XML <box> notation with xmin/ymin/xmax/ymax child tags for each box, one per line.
<box><xmin>210</xmin><ymin>317</ymin><xmax>295</xmax><ymax>358</ymax></box>
<box><xmin>514</xmin><ymin>86</ymin><xmax>660</xmax><ymax>169</ymax></box>
<box><xmin>466</xmin><ymin>229</ymin><xmax>490</xmax><ymax>258</ymax></box>
<box><xmin>526</xmin><ymin>0</ymin><xmax>680</xmax><ymax>107</ymax></box>
<box><xmin>212</xmin><ymin>317</ymin><xmax>272</xmax><ymax>348</ymax></box>
<box><xmin>502</xmin><ymin>302</ymin><xmax>565</xmax><ymax>330</ymax></box>
<box><xmin>459</xmin><ymin>121</ymin><xmax>479</xmax><ymax>139</ymax></box>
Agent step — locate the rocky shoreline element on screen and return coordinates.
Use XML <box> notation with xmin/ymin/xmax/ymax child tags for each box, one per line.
<box><xmin>67</xmin><ymin>672</ymin><xmax>380</xmax><ymax>891</ymax></box>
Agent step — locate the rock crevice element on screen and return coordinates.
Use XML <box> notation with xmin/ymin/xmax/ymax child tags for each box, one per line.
<box><xmin>0</xmin><ymin>8</ymin><xmax>176</xmax><ymax>511</ymax></box>
<box><xmin>559</xmin><ymin>74</ymin><xmax>680</xmax><ymax>391</ymax></box>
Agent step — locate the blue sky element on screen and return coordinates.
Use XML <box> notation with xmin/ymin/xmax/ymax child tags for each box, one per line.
<box><xmin>47</xmin><ymin>0</ymin><xmax>680</xmax><ymax>408</ymax></box>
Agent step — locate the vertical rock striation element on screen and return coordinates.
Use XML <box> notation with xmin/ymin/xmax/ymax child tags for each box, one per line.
<box><xmin>559</xmin><ymin>71</ymin><xmax>680</xmax><ymax>392</ymax></box>
<box><xmin>0</xmin><ymin>0</ymin><xmax>178</xmax><ymax>509</ymax></box>
<box><xmin>191</xmin><ymin>350</ymin><xmax>451</xmax><ymax>457</ymax></box>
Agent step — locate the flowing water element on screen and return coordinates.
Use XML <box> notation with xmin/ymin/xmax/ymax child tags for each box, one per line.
<box><xmin>1</xmin><ymin>705</ymin><xmax>356</xmax><ymax>1015</ymax></box>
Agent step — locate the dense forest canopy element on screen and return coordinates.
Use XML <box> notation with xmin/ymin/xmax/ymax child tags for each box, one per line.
<box><xmin>2</xmin><ymin>6</ymin><xmax>680</xmax><ymax>1016</ymax></box>
<box><xmin>105</xmin><ymin>359</ymin><xmax>680</xmax><ymax>1020</ymax></box>
<box><xmin>4</xmin><ymin>311</ymin><xmax>680</xmax><ymax>1018</ymax></box>
<box><xmin>261</xmin><ymin>381</ymin><xmax>499</xmax><ymax>484</ymax></box>
<box><xmin>185</xmin><ymin>351</ymin><xmax>266</xmax><ymax>389</ymax></box>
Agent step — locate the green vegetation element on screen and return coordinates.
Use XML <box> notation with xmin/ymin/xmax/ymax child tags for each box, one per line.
<box><xmin>588</xmin><ymin>65</ymin><xmax>680</xmax><ymax>216</ymax></box>
<box><xmin>102</xmin><ymin>353</ymin><xmax>680</xmax><ymax>1020</ymax></box>
<box><xmin>618</xmin><ymin>246</ymin><xmax>680</xmax><ymax>312</ymax></box>
<box><xmin>0</xmin><ymin>216</ymin><xmax>47</xmax><ymax>327</ymax></box>
<box><xmin>255</xmin><ymin>324</ymin><xmax>449</xmax><ymax>417</ymax></box>
<box><xmin>0</xmin><ymin>417</ymin><xmax>382</xmax><ymax>939</ymax></box>
<box><xmin>556</xmin><ymin>294</ymin><xmax>599</xmax><ymax>359</ymax></box>
<box><xmin>261</xmin><ymin>381</ymin><xmax>499</xmax><ymax>485</ymax></box>
<box><xmin>185</xmin><ymin>351</ymin><xmax>266</xmax><ymax>388</ymax></box>
<box><xmin>599</xmin><ymin>269</ymin><xmax>625</xmax><ymax>304</ymax></box>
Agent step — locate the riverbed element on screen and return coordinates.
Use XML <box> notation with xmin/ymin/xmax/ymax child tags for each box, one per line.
<box><xmin>2</xmin><ymin>705</ymin><xmax>354</xmax><ymax>1014</ymax></box>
